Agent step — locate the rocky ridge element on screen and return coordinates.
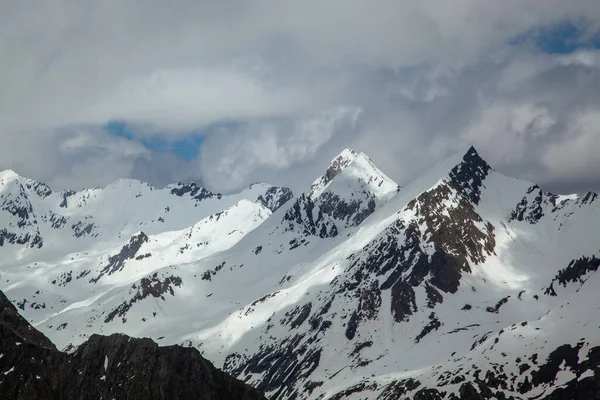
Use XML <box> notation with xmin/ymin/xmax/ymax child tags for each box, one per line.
<box><xmin>0</xmin><ymin>290</ymin><xmax>266</xmax><ymax>400</ymax></box>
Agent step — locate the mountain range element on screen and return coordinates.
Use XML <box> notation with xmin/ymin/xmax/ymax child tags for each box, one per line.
<box><xmin>1</xmin><ymin>146</ymin><xmax>599</xmax><ymax>399</ymax></box>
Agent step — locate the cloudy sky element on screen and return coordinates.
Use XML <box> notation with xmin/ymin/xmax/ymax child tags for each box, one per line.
<box><xmin>2</xmin><ymin>1</ymin><xmax>600</xmax><ymax>194</ymax></box>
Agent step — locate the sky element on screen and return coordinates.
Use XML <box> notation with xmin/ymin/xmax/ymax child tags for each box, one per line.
<box><xmin>2</xmin><ymin>1</ymin><xmax>600</xmax><ymax>195</ymax></box>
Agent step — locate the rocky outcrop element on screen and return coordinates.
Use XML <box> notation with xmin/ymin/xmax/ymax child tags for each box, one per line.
<box><xmin>281</xmin><ymin>194</ymin><xmax>339</xmax><ymax>240</ymax></box>
<box><xmin>0</xmin><ymin>290</ymin><xmax>266</xmax><ymax>400</ymax></box>
<box><xmin>256</xmin><ymin>186</ymin><xmax>293</xmax><ymax>212</ymax></box>
<box><xmin>170</xmin><ymin>182</ymin><xmax>221</xmax><ymax>202</ymax></box>
<box><xmin>105</xmin><ymin>272</ymin><xmax>183</xmax><ymax>323</ymax></box>
<box><xmin>0</xmin><ymin>176</ymin><xmax>44</xmax><ymax>248</ymax></box>
<box><xmin>334</xmin><ymin>342</ymin><xmax>600</xmax><ymax>399</ymax></box>
<box><xmin>510</xmin><ymin>184</ymin><xmax>598</xmax><ymax>226</ymax></box>
<box><xmin>90</xmin><ymin>231</ymin><xmax>149</xmax><ymax>283</ymax></box>
<box><xmin>544</xmin><ymin>255</ymin><xmax>600</xmax><ymax>296</ymax></box>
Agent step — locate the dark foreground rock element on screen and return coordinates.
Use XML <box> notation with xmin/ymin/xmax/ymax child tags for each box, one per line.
<box><xmin>0</xmin><ymin>290</ymin><xmax>266</xmax><ymax>400</ymax></box>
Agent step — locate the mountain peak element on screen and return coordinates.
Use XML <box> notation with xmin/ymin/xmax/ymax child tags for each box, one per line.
<box><xmin>274</xmin><ymin>148</ymin><xmax>398</xmax><ymax>242</ymax></box>
<box><xmin>465</xmin><ymin>145</ymin><xmax>478</xmax><ymax>157</ymax></box>
<box><xmin>0</xmin><ymin>169</ymin><xmax>21</xmax><ymax>182</ymax></box>
<box><xmin>447</xmin><ymin>145</ymin><xmax>492</xmax><ymax>205</ymax></box>
<box><xmin>461</xmin><ymin>145</ymin><xmax>488</xmax><ymax>167</ymax></box>
<box><xmin>309</xmin><ymin>149</ymin><xmax>359</xmax><ymax>198</ymax></box>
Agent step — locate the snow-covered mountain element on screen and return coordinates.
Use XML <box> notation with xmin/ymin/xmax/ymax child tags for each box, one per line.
<box><xmin>1</xmin><ymin>147</ymin><xmax>600</xmax><ymax>399</ymax></box>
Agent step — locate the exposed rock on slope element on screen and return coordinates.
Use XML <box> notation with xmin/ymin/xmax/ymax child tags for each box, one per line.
<box><xmin>0</xmin><ymin>290</ymin><xmax>266</xmax><ymax>400</ymax></box>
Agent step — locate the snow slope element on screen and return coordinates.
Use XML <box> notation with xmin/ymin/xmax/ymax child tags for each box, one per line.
<box><xmin>2</xmin><ymin>147</ymin><xmax>600</xmax><ymax>400</ymax></box>
<box><xmin>0</xmin><ymin>175</ymin><xmax>292</xmax><ymax>334</ymax></box>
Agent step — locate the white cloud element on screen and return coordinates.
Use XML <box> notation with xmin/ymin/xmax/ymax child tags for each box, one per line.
<box><xmin>0</xmin><ymin>126</ymin><xmax>151</xmax><ymax>190</ymax></box>
<box><xmin>542</xmin><ymin>111</ymin><xmax>600</xmax><ymax>183</ymax></box>
<box><xmin>2</xmin><ymin>0</ymin><xmax>600</xmax><ymax>134</ymax></box>
<box><xmin>198</xmin><ymin>107</ymin><xmax>361</xmax><ymax>192</ymax></box>
<box><xmin>460</xmin><ymin>103</ymin><xmax>555</xmax><ymax>164</ymax></box>
<box><xmin>77</xmin><ymin>67</ymin><xmax>317</xmax><ymax>134</ymax></box>
<box><xmin>2</xmin><ymin>1</ymin><xmax>600</xmax><ymax>193</ymax></box>
<box><xmin>341</xmin><ymin>48</ymin><xmax>600</xmax><ymax>194</ymax></box>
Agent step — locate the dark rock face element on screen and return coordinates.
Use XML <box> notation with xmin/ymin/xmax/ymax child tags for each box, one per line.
<box><xmin>0</xmin><ymin>180</ymin><xmax>44</xmax><ymax>248</ymax></box>
<box><xmin>327</xmin><ymin>382</ymin><xmax>378</xmax><ymax>400</ymax></box>
<box><xmin>371</xmin><ymin>342</ymin><xmax>600</xmax><ymax>400</ymax></box>
<box><xmin>72</xmin><ymin>220</ymin><xmax>97</xmax><ymax>238</ymax></box>
<box><xmin>389</xmin><ymin>279</ymin><xmax>417</xmax><ymax>322</ymax></box>
<box><xmin>59</xmin><ymin>190</ymin><xmax>76</xmax><ymax>208</ymax></box>
<box><xmin>280</xmin><ymin>187</ymin><xmax>381</xmax><ymax>242</ymax></box>
<box><xmin>90</xmin><ymin>232</ymin><xmax>149</xmax><ymax>283</ymax></box>
<box><xmin>0</xmin><ymin>228</ymin><xmax>43</xmax><ymax>248</ymax></box>
<box><xmin>413</xmin><ymin>388</ymin><xmax>446</xmax><ymax>400</ymax></box>
<box><xmin>223</xmin><ymin>294</ymin><xmax>337</xmax><ymax>398</ymax></box>
<box><xmin>580</xmin><ymin>191</ymin><xmax>599</xmax><ymax>205</ymax></box>
<box><xmin>457</xmin><ymin>382</ymin><xmax>483</xmax><ymax>400</ymax></box>
<box><xmin>0</xmin><ymin>290</ymin><xmax>56</xmax><ymax>350</ymax></box>
<box><xmin>318</xmin><ymin>190</ymin><xmax>377</xmax><ymax>227</ymax></box>
<box><xmin>510</xmin><ymin>185</ymin><xmax>597</xmax><ymax>226</ymax></box>
<box><xmin>225</xmin><ymin>334</ymin><xmax>322</xmax><ymax>400</ymax></box>
<box><xmin>345</xmin><ymin>281</ymin><xmax>382</xmax><ymax>340</ymax></box>
<box><xmin>415</xmin><ymin>312</ymin><xmax>442</xmax><ymax>343</ymax></box>
<box><xmin>379</xmin><ymin>378</ymin><xmax>422</xmax><ymax>399</ymax></box>
<box><xmin>448</xmin><ymin>146</ymin><xmax>492</xmax><ymax>205</ymax></box>
<box><xmin>0</xmin><ymin>290</ymin><xmax>266</xmax><ymax>400</ymax></box>
<box><xmin>256</xmin><ymin>186</ymin><xmax>293</xmax><ymax>212</ymax></box>
<box><xmin>545</xmin><ymin>255</ymin><xmax>600</xmax><ymax>296</ymax></box>
<box><xmin>281</xmin><ymin>194</ymin><xmax>338</xmax><ymax>240</ymax></box>
<box><xmin>40</xmin><ymin>210</ymin><xmax>68</xmax><ymax>230</ymax></box>
<box><xmin>170</xmin><ymin>183</ymin><xmax>221</xmax><ymax>202</ymax></box>
<box><xmin>485</xmin><ymin>296</ymin><xmax>510</xmax><ymax>313</ymax></box>
<box><xmin>105</xmin><ymin>272</ymin><xmax>183</xmax><ymax>323</ymax></box>
<box><xmin>25</xmin><ymin>181</ymin><xmax>53</xmax><ymax>199</ymax></box>
<box><xmin>510</xmin><ymin>185</ymin><xmax>560</xmax><ymax>224</ymax></box>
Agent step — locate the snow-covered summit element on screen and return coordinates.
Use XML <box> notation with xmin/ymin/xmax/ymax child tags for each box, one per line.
<box><xmin>276</xmin><ymin>149</ymin><xmax>402</xmax><ymax>241</ymax></box>
<box><xmin>309</xmin><ymin>148</ymin><xmax>359</xmax><ymax>198</ymax></box>
<box><xmin>0</xmin><ymin>169</ymin><xmax>21</xmax><ymax>182</ymax></box>
<box><xmin>309</xmin><ymin>148</ymin><xmax>398</xmax><ymax>200</ymax></box>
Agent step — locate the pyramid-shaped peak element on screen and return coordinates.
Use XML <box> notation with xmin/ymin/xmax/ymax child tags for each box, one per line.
<box><xmin>309</xmin><ymin>148</ymin><xmax>399</xmax><ymax>201</ymax></box>
<box><xmin>448</xmin><ymin>145</ymin><xmax>493</xmax><ymax>205</ymax></box>
<box><xmin>436</xmin><ymin>146</ymin><xmax>491</xmax><ymax>176</ymax></box>
<box><xmin>462</xmin><ymin>146</ymin><xmax>486</xmax><ymax>164</ymax></box>
<box><xmin>465</xmin><ymin>145</ymin><xmax>478</xmax><ymax>157</ymax></box>
<box><xmin>455</xmin><ymin>145</ymin><xmax>492</xmax><ymax>176</ymax></box>
<box><xmin>308</xmin><ymin>149</ymin><xmax>359</xmax><ymax>198</ymax></box>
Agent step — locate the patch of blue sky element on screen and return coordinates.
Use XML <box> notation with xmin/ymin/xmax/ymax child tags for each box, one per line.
<box><xmin>512</xmin><ymin>20</ymin><xmax>600</xmax><ymax>54</ymax></box>
<box><xmin>105</xmin><ymin>120</ymin><xmax>209</xmax><ymax>160</ymax></box>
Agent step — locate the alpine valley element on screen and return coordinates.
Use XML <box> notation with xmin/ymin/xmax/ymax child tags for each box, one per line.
<box><xmin>1</xmin><ymin>147</ymin><xmax>600</xmax><ymax>399</ymax></box>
